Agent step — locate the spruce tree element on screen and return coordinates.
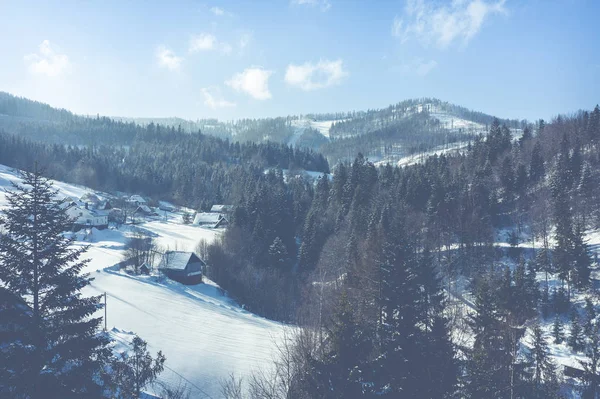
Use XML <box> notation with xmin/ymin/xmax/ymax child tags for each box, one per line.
<box><xmin>569</xmin><ymin>308</ymin><xmax>585</xmax><ymax>352</ymax></box>
<box><xmin>415</xmin><ymin>248</ymin><xmax>458</xmax><ymax>398</ymax></box>
<box><xmin>374</xmin><ymin>234</ymin><xmax>422</xmax><ymax>398</ymax></box>
<box><xmin>552</xmin><ymin>315</ymin><xmax>564</xmax><ymax>344</ymax></box>
<box><xmin>529</xmin><ymin>141</ymin><xmax>545</xmax><ymax>184</ymax></box>
<box><xmin>571</xmin><ymin>223</ymin><xmax>591</xmax><ymax>289</ymax></box>
<box><xmin>110</xmin><ymin>335</ymin><xmax>166</xmax><ymax>399</ymax></box>
<box><xmin>0</xmin><ymin>169</ymin><xmax>110</xmax><ymax>398</ymax></box>
<box><xmin>580</xmin><ymin>324</ymin><xmax>600</xmax><ymax>399</ymax></box>
<box><xmin>584</xmin><ymin>297</ymin><xmax>597</xmax><ymax>338</ymax></box>
<box><xmin>467</xmin><ymin>279</ymin><xmax>512</xmax><ymax>398</ymax></box>
<box><xmin>528</xmin><ymin>323</ymin><xmax>560</xmax><ymax>398</ymax></box>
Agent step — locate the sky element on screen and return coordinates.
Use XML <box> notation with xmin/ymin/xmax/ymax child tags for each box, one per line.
<box><xmin>0</xmin><ymin>0</ymin><xmax>598</xmax><ymax>122</ymax></box>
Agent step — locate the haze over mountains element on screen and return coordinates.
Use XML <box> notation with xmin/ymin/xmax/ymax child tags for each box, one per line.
<box><xmin>0</xmin><ymin>91</ymin><xmax>524</xmax><ymax>165</ymax></box>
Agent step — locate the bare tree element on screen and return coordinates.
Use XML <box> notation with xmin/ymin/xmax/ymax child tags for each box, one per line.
<box><xmin>221</xmin><ymin>374</ymin><xmax>245</xmax><ymax>399</ymax></box>
<box><xmin>155</xmin><ymin>380</ymin><xmax>191</xmax><ymax>399</ymax></box>
<box><xmin>123</xmin><ymin>230</ymin><xmax>156</xmax><ymax>274</ymax></box>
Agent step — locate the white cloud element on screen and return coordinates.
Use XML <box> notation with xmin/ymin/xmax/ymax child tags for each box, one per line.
<box><xmin>226</xmin><ymin>67</ymin><xmax>273</xmax><ymax>100</ymax></box>
<box><xmin>189</xmin><ymin>33</ymin><xmax>217</xmax><ymax>52</ymax></box>
<box><xmin>201</xmin><ymin>87</ymin><xmax>236</xmax><ymax>109</ymax></box>
<box><xmin>284</xmin><ymin>59</ymin><xmax>348</xmax><ymax>91</ymax></box>
<box><xmin>291</xmin><ymin>0</ymin><xmax>331</xmax><ymax>12</ymax></box>
<box><xmin>189</xmin><ymin>33</ymin><xmax>232</xmax><ymax>55</ymax></box>
<box><xmin>392</xmin><ymin>0</ymin><xmax>507</xmax><ymax>48</ymax></box>
<box><xmin>24</xmin><ymin>40</ymin><xmax>71</xmax><ymax>77</ymax></box>
<box><xmin>155</xmin><ymin>45</ymin><xmax>183</xmax><ymax>71</ymax></box>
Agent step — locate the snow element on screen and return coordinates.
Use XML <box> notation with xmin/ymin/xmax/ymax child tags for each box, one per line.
<box><xmin>193</xmin><ymin>212</ymin><xmax>221</xmax><ymax>226</ymax></box>
<box><xmin>0</xmin><ymin>164</ymin><xmax>286</xmax><ymax>398</ymax></box>
<box><xmin>288</xmin><ymin>118</ymin><xmax>343</xmax><ymax>146</ymax></box>
<box><xmin>375</xmin><ymin>141</ymin><xmax>470</xmax><ymax>168</ymax></box>
<box><xmin>264</xmin><ymin>168</ymin><xmax>330</xmax><ymax>184</ymax></box>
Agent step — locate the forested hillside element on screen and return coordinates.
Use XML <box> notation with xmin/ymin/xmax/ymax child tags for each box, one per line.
<box><xmin>209</xmin><ymin>105</ymin><xmax>600</xmax><ymax>397</ymax></box>
<box><xmin>1</xmin><ymin>91</ymin><xmax>523</xmax><ymax>166</ymax></box>
<box><xmin>0</xmin><ymin>126</ymin><xmax>328</xmax><ymax>210</ymax></box>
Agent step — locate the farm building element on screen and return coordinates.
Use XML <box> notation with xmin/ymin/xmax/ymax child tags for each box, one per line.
<box><xmin>158</xmin><ymin>201</ymin><xmax>176</xmax><ymax>212</ymax></box>
<box><xmin>193</xmin><ymin>212</ymin><xmax>228</xmax><ymax>228</ymax></box>
<box><xmin>63</xmin><ymin>201</ymin><xmax>109</xmax><ymax>230</ymax></box>
<box><xmin>210</xmin><ymin>204</ymin><xmax>234</xmax><ymax>213</ymax></box>
<box><xmin>129</xmin><ymin>195</ymin><xmax>147</xmax><ymax>206</ymax></box>
<box><xmin>80</xmin><ymin>192</ymin><xmax>101</xmax><ymax>208</ymax></box>
<box><xmin>97</xmin><ymin>200</ymin><xmax>113</xmax><ymax>211</ymax></box>
<box><xmin>157</xmin><ymin>251</ymin><xmax>205</xmax><ymax>284</ymax></box>
<box><xmin>134</xmin><ymin>205</ymin><xmax>157</xmax><ymax>217</ymax></box>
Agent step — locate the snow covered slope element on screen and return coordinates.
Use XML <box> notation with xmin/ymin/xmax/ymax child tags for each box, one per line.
<box><xmin>288</xmin><ymin>117</ymin><xmax>343</xmax><ymax>146</ymax></box>
<box><xmin>0</xmin><ymin>165</ymin><xmax>286</xmax><ymax>398</ymax></box>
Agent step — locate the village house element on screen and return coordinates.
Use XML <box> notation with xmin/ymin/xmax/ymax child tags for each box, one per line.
<box><xmin>62</xmin><ymin>200</ymin><xmax>109</xmax><ymax>230</ymax></box>
<box><xmin>210</xmin><ymin>204</ymin><xmax>234</xmax><ymax>214</ymax></box>
<box><xmin>128</xmin><ymin>195</ymin><xmax>147</xmax><ymax>206</ymax></box>
<box><xmin>158</xmin><ymin>201</ymin><xmax>175</xmax><ymax>212</ymax></box>
<box><xmin>157</xmin><ymin>251</ymin><xmax>205</xmax><ymax>284</ymax></box>
<box><xmin>97</xmin><ymin>200</ymin><xmax>113</xmax><ymax>211</ymax></box>
<box><xmin>80</xmin><ymin>192</ymin><xmax>101</xmax><ymax>208</ymax></box>
<box><xmin>193</xmin><ymin>212</ymin><xmax>229</xmax><ymax>229</ymax></box>
<box><xmin>134</xmin><ymin>205</ymin><xmax>157</xmax><ymax>217</ymax></box>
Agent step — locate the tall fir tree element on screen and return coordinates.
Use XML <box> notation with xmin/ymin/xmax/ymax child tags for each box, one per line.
<box><xmin>552</xmin><ymin>315</ymin><xmax>565</xmax><ymax>344</ymax></box>
<box><xmin>580</xmin><ymin>324</ymin><xmax>600</xmax><ymax>399</ymax></box>
<box><xmin>0</xmin><ymin>169</ymin><xmax>110</xmax><ymax>398</ymax></box>
<box><xmin>467</xmin><ymin>279</ymin><xmax>512</xmax><ymax>398</ymax></box>
<box><xmin>568</xmin><ymin>308</ymin><xmax>585</xmax><ymax>352</ymax></box>
<box><xmin>526</xmin><ymin>323</ymin><xmax>560</xmax><ymax>398</ymax></box>
<box><xmin>303</xmin><ymin>291</ymin><xmax>374</xmax><ymax>399</ymax></box>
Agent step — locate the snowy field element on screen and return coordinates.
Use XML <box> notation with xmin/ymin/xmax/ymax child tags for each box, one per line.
<box><xmin>0</xmin><ymin>164</ymin><xmax>287</xmax><ymax>398</ymax></box>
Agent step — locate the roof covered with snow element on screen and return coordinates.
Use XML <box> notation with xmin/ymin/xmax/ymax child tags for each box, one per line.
<box><xmin>158</xmin><ymin>251</ymin><xmax>204</xmax><ymax>271</ymax></box>
<box><xmin>135</xmin><ymin>205</ymin><xmax>154</xmax><ymax>214</ymax></box>
<box><xmin>129</xmin><ymin>195</ymin><xmax>146</xmax><ymax>203</ymax></box>
<box><xmin>193</xmin><ymin>212</ymin><xmax>222</xmax><ymax>225</ymax></box>
<box><xmin>210</xmin><ymin>204</ymin><xmax>233</xmax><ymax>212</ymax></box>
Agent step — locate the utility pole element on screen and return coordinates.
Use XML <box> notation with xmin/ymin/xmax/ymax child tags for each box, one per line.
<box><xmin>104</xmin><ymin>292</ymin><xmax>107</xmax><ymax>331</ymax></box>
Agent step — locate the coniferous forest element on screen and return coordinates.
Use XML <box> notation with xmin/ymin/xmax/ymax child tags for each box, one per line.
<box><xmin>2</xmin><ymin>84</ymin><xmax>600</xmax><ymax>397</ymax></box>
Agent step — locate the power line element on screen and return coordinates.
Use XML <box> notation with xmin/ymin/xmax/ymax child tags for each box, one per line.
<box><xmin>162</xmin><ymin>364</ymin><xmax>215</xmax><ymax>399</ymax></box>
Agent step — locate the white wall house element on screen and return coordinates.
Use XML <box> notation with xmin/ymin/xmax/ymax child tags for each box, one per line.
<box><xmin>64</xmin><ymin>203</ymin><xmax>109</xmax><ymax>229</ymax></box>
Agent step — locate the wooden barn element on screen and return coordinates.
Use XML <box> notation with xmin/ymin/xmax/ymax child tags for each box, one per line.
<box><xmin>157</xmin><ymin>251</ymin><xmax>205</xmax><ymax>285</ymax></box>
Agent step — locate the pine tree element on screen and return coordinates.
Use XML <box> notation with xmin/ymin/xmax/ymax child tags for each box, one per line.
<box><xmin>528</xmin><ymin>323</ymin><xmax>560</xmax><ymax>398</ymax></box>
<box><xmin>569</xmin><ymin>308</ymin><xmax>585</xmax><ymax>352</ymax></box>
<box><xmin>415</xmin><ymin>248</ymin><xmax>458</xmax><ymax>398</ymax></box>
<box><xmin>374</xmin><ymin>235</ymin><xmax>422</xmax><ymax>398</ymax></box>
<box><xmin>584</xmin><ymin>297</ymin><xmax>597</xmax><ymax>338</ymax></box>
<box><xmin>268</xmin><ymin>236</ymin><xmax>289</xmax><ymax>270</ymax></box>
<box><xmin>529</xmin><ymin>141</ymin><xmax>545</xmax><ymax>184</ymax></box>
<box><xmin>298</xmin><ymin>290</ymin><xmax>373</xmax><ymax>398</ymax></box>
<box><xmin>580</xmin><ymin>324</ymin><xmax>600</xmax><ymax>399</ymax></box>
<box><xmin>0</xmin><ymin>169</ymin><xmax>110</xmax><ymax>398</ymax></box>
<box><xmin>467</xmin><ymin>279</ymin><xmax>512</xmax><ymax>398</ymax></box>
<box><xmin>571</xmin><ymin>223</ymin><xmax>591</xmax><ymax>289</ymax></box>
<box><xmin>110</xmin><ymin>335</ymin><xmax>166</xmax><ymax>399</ymax></box>
<box><xmin>552</xmin><ymin>315</ymin><xmax>565</xmax><ymax>344</ymax></box>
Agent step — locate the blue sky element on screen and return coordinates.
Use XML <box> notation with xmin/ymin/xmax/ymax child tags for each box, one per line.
<box><xmin>1</xmin><ymin>0</ymin><xmax>598</xmax><ymax>121</ymax></box>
